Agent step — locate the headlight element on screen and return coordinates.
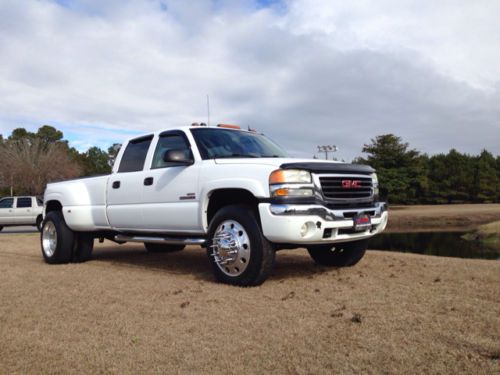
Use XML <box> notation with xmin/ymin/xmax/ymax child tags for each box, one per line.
<box><xmin>269</xmin><ymin>169</ymin><xmax>313</xmax><ymax>198</ymax></box>
<box><xmin>371</xmin><ymin>173</ymin><xmax>379</xmax><ymax>197</ymax></box>
<box><xmin>269</xmin><ymin>169</ymin><xmax>311</xmax><ymax>184</ymax></box>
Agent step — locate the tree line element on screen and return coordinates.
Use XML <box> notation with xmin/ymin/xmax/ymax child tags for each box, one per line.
<box><xmin>0</xmin><ymin>125</ymin><xmax>116</xmax><ymax>196</ymax></box>
<box><xmin>355</xmin><ymin>134</ymin><xmax>500</xmax><ymax>204</ymax></box>
<box><xmin>1</xmin><ymin>126</ymin><xmax>498</xmax><ymax>204</ymax></box>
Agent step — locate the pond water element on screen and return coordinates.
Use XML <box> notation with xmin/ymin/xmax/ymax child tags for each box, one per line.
<box><xmin>368</xmin><ymin>232</ymin><xmax>500</xmax><ymax>260</ymax></box>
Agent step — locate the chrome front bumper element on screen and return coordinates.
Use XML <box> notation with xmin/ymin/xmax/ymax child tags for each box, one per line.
<box><xmin>258</xmin><ymin>202</ymin><xmax>388</xmax><ymax>244</ymax></box>
<box><xmin>268</xmin><ymin>201</ymin><xmax>387</xmax><ymax>221</ymax></box>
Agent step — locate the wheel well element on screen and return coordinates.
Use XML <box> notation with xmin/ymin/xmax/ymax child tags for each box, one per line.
<box><xmin>207</xmin><ymin>189</ymin><xmax>259</xmax><ymax>225</ymax></box>
<box><xmin>45</xmin><ymin>200</ymin><xmax>62</xmax><ymax>213</ymax></box>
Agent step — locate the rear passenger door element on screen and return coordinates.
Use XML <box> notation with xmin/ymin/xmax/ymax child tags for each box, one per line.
<box><xmin>106</xmin><ymin>135</ymin><xmax>153</xmax><ymax>230</ymax></box>
<box><xmin>14</xmin><ymin>197</ymin><xmax>35</xmax><ymax>225</ymax></box>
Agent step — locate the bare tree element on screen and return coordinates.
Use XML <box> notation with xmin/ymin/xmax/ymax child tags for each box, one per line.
<box><xmin>0</xmin><ymin>138</ymin><xmax>81</xmax><ymax>196</ymax></box>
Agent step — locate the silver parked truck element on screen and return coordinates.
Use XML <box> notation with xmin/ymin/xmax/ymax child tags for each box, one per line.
<box><xmin>0</xmin><ymin>196</ymin><xmax>44</xmax><ymax>231</ymax></box>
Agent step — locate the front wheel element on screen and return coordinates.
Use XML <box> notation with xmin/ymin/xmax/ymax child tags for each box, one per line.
<box><xmin>207</xmin><ymin>205</ymin><xmax>275</xmax><ymax>286</ymax></box>
<box><xmin>40</xmin><ymin>211</ymin><xmax>75</xmax><ymax>264</ymax></box>
<box><xmin>307</xmin><ymin>239</ymin><xmax>369</xmax><ymax>267</ymax></box>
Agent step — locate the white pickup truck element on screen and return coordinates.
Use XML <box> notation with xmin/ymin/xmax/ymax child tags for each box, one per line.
<box><xmin>41</xmin><ymin>124</ymin><xmax>388</xmax><ymax>286</ymax></box>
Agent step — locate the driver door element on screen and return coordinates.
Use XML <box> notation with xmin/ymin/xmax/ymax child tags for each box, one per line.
<box><xmin>141</xmin><ymin>131</ymin><xmax>201</xmax><ymax>232</ymax></box>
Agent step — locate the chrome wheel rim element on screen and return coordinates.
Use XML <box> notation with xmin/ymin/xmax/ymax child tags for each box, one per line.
<box><xmin>211</xmin><ymin>220</ymin><xmax>250</xmax><ymax>277</ymax></box>
<box><xmin>42</xmin><ymin>221</ymin><xmax>57</xmax><ymax>257</ymax></box>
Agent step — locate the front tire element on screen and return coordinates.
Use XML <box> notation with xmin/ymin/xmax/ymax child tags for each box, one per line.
<box><xmin>207</xmin><ymin>205</ymin><xmax>275</xmax><ymax>286</ymax></box>
<box><xmin>40</xmin><ymin>211</ymin><xmax>75</xmax><ymax>264</ymax></box>
<box><xmin>144</xmin><ymin>243</ymin><xmax>185</xmax><ymax>253</ymax></box>
<box><xmin>307</xmin><ymin>239</ymin><xmax>369</xmax><ymax>267</ymax></box>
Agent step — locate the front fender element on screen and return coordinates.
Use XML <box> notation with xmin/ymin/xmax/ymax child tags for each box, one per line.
<box><xmin>199</xmin><ymin>179</ymin><xmax>268</xmax><ymax>231</ymax></box>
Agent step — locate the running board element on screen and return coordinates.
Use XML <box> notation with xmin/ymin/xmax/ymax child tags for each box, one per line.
<box><xmin>114</xmin><ymin>234</ymin><xmax>206</xmax><ymax>246</ymax></box>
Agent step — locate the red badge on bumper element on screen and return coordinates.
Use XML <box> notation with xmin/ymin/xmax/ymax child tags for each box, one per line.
<box><xmin>353</xmin><ymin>213</ymin><xmax>371</xmax><ymax>232</ymax></box>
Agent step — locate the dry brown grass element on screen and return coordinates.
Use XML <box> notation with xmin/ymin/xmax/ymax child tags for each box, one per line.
<box><xmin>476</xmin><ymin>221</ymin><xmax>500</xmax><ymax>236</ymax></box>
<box><xmin>387</xmin><ymin>204</ymin><xmax>500</xmax><ymax>232</ymax></box>
<box><xmin>0</xmin><ymin>233</ymin><xmax>499</xmax><ymax>374</ymax></box>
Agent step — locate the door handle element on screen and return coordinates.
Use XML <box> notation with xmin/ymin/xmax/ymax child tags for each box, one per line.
<box><xmin>112</xmin><ymin>181</ymin><xmax>121</xmax><ymax>189</ymax></box>
<box><xmin>144</xmin><ymin>177</ymin><xmax>154</xmax><ymax>186</ymax></box>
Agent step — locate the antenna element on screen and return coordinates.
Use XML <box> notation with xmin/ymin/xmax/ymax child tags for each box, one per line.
<box><xmin>207</xmin><ymin>94</ymin><xmax>210</xmax><ymax>127</ymax></box>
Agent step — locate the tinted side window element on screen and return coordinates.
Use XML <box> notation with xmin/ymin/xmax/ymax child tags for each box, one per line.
<box><xmin>37</xmin><ymin>198</ymin><xmax>43</xmax><ymax>207</ymax></box>
<box><xmin>118</xmin><ymin>136</ymin><xmax>153</xmax><ymax>173</ymax></box>
<box><xmin>0</xmin><ymin>198</ymin><xmax>14</xmax><ymax>208</ymax></box>
<box><xmin>152</xmin><ymin>134</ymin><xmax>190</xmax><ymax>169</ymax></box>
<box><xmin>17</xmin><ymin>197</ymin><xmax>32</xmax><ymax>208</ymax></box>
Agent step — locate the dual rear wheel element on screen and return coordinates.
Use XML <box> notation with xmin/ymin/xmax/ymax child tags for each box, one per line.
<box><xmin>41</xmin><ymin>211</ymin><xmax>94</xmax><ymax>264</ymax></box>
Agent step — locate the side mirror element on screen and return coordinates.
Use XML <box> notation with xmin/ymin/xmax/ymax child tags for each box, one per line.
<box><xmin>163</xmin><ymin>149</ymin><xmax>194</xmax><ymax>165</ymax></box>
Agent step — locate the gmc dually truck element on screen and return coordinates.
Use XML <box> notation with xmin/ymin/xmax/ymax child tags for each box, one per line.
<box><xmin>41</xmin><ymin>124</ymin><xmax>388</xmax><ymax>286</ymax></box>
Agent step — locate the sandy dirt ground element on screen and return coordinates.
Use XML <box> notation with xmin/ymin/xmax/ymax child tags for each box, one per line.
<box><xmin>386</xmin><ymin>204</ymin><xmax>500</xmax><ymax>233</ymax></box>
<box><xmin>0</xmin><ymin>233</ymin><xmax>498</xmax><ymax>374</ymax></box>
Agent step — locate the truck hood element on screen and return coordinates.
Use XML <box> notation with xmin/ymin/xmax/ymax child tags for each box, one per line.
<box><xmin>214</xmin><ymin>157</ymin><xmax>321</xmax><ymax>167</ymax></box>
<box><xmin>214</xmin><ymin>158</ymin><xmax>375</xmax><ymax>174</ymax></box>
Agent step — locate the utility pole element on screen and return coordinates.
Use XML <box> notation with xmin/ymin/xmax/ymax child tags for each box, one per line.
<box><xmin>316</xmin><ymin>145</ymin><xmax>338</xmax><ymax>160</ymax></box>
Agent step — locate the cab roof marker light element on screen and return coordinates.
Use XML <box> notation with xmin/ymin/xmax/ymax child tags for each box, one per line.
<box><xmin>217</xmin><ymin>124</ymin><xmax>241</xmax><ymax>129</ymax></box>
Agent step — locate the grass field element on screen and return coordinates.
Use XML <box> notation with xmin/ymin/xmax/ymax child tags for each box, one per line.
<box><xmin>0</xmin><ymin>228</ymin><xmax>499</xmax><ymax>374</ymax></box>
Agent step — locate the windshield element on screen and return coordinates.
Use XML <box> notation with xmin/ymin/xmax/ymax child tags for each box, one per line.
<box><xmin>190</xmin><ymin>128</ymin><xmax>287</xmax><ymax>159</ymax></box>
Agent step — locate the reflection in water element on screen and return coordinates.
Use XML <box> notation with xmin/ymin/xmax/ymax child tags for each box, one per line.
<box><xmin>369</xmin><ymin>232</ymin><xmax>500</xmax><ymax>260</ymax></box>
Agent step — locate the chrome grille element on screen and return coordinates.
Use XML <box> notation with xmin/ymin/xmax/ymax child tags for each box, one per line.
<box><xmin>319</xmin><ymin>176</ymin><xmax>373</xmax><ymax>200</ymax></box>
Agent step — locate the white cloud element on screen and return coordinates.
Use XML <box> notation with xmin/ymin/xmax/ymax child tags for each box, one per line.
<box><xmin>0</xmin><ymin>0</ymin><xmax>498</xmax><ymax>159</ymax></box>
<box><xmin>284</xmin><ymin>0</ymin><xmax>500</xmax><ymax>90</ymax></box>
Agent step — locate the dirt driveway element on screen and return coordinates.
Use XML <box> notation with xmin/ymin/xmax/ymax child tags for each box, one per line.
<box><xmin>0</xmin><ymin>234</ymin><xmax>498</xmax><ymax>374</ymax></box>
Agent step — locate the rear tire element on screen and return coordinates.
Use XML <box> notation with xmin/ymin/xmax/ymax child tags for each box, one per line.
<box><xmin>36</xmin><ymin>215</ymin><xmax>43</xmax><ymax>232</ymax></box>
<box><xmin>73</xmin><ymin>232</ymin><xmax>94</xmax><ymax>262</ymax></box>
<box><xmin>207</xmin><ymin>205</ymin><xmax>275</xmax><ymax>286</ymax></box>
<box><xmin>40</xmin><ymin>211</ymin><xmax>75</xmax><ymax>264</ymax></box>
<box><xmin>307</xmin><ymin>239</ymin><xmax>369</xmax><ymax>267</ymax></box>
<box><xmin>144</xmin><ymin>243</ymin><xmax>185</xmax><ymax>253</ymax></box>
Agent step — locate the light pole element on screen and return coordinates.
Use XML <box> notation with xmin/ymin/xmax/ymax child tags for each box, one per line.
<box><xmin>317</xmin><ymin>145</ymin><xmax>338</xmax><ymax>160</ymax></box>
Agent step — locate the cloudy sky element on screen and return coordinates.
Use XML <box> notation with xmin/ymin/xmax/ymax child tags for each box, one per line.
<box><xmin>0</xmin><ymin>0</ymin><xmax>499</xmax><ymax>161</ymax></box>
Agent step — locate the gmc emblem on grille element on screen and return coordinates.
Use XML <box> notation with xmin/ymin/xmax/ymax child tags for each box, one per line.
<box><xmin>342</xmin><ymin>180</ymin><xmax>362</xmax><ymax>188</ymax></box>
